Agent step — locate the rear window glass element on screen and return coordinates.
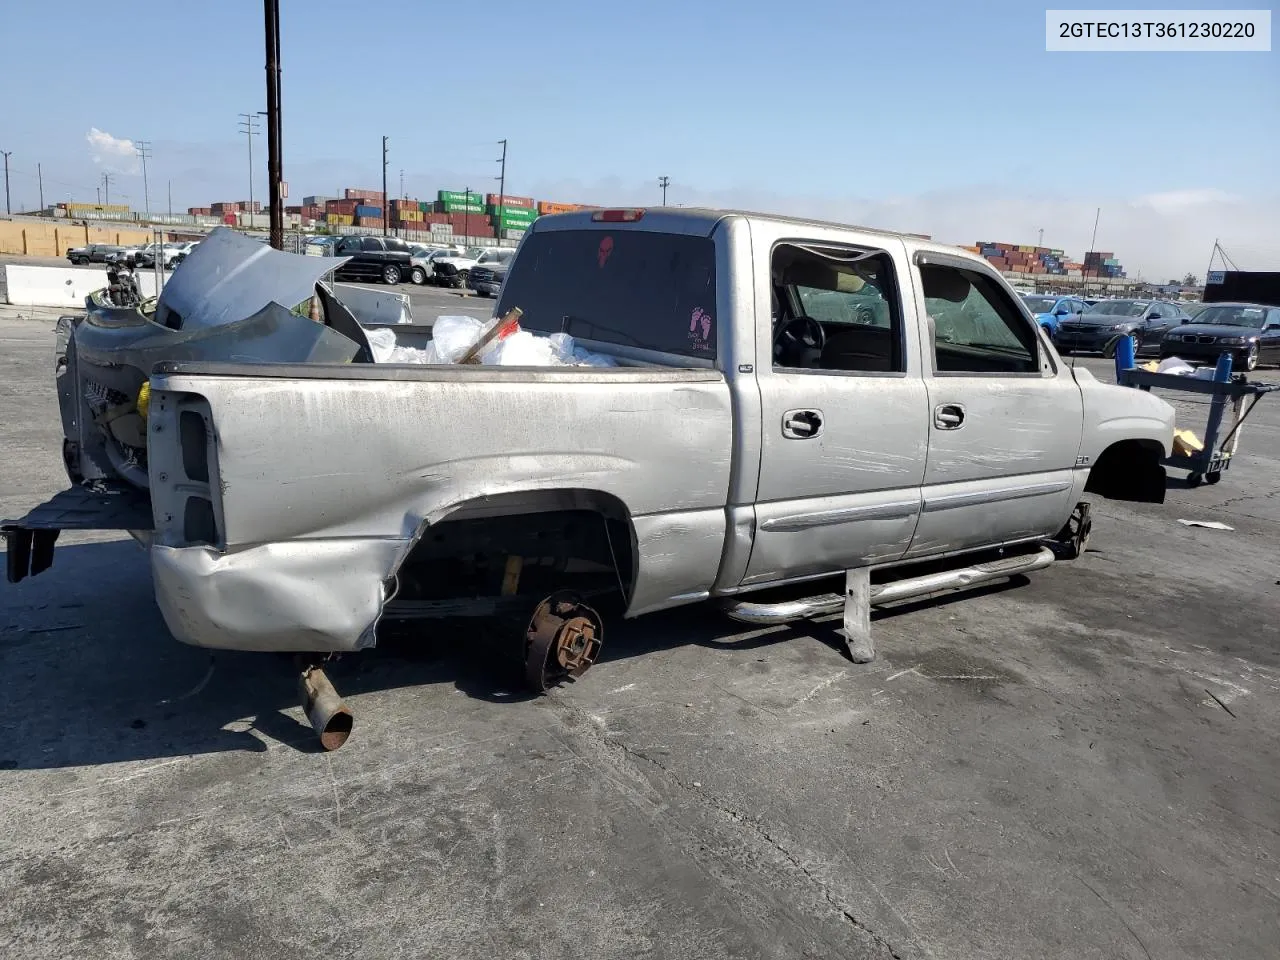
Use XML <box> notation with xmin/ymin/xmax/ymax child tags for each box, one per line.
<box><xmin>497</xmin><ymin>229</ymin><xmax>717</xmax><ymax>358</ymax></box>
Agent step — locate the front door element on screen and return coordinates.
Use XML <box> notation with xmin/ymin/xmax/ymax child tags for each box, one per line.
<box><xmin>743</xmin><ymin>240</ymin><xmax>929</xmax><ymax>586</ymax></box>
<box><xmin>907</xmin><ymin>255</ymin><xmax>1084</xmax><ymax>558</ymax></box>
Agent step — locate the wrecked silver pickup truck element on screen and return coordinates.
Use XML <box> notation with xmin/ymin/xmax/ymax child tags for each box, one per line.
<box><xmin>5</xmin><ymin>211</ymin><xmax>1175</xmax><ymax>749</ymax></box>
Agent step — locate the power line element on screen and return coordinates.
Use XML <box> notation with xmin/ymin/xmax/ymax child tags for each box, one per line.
<box><xmin>238</xmin><ymin>113</ymin><xmax>261</xmax><ymax>213</ymax></box>
<box><xmin>495</xmin><ymin>139</ymin><xmax>507</xmax><ymax>237</ymax></box>
<box><xmin>135</xmin><ymin>139</ymin><xmax>152</xmax><ymax>216</ymax></box>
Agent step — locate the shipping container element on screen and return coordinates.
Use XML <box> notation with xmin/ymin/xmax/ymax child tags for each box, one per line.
<box><xmin>354</xmin><ymin>205</ymin><xmax>382</xmax><ymax>217</ymax></box>
<box><xmin>489</xmin><ymin>204</ymin><xmax>537</xmax><ymax>219</ymax></box>
<box><xmin>303</xmin><ymin>195</ymin><xmax>334</xmax><ymax>206</ymax></box>
<box><xmin>439</xmin><ymin>201</ymin><xmax>484</xmax><ymax>215</ymax></box>
<box><xmin>356</xmin><ymin>216</ymin><xmax>383</xmax><ymax>228</ymax></box>
<box><xmin>345</xmin><ymin>188</ymin><xmax>385</xmax><ymax>202</ymax></box>
<box><xmin>437</xmin><ymin>190</ymin><xmax>477</xmax><ymax>205</ymax></box>
<box><xmin>503</xmin><ymin>228</ymin><xmax>527</xmax><ymax>241</ymax></box>
<box><xmin>430</xmin><ymin>223</ymin><xmax>453</xmax><ymax>235</ymax></box>
<box><xmin>485</xmin><ymin>193</ymin><xmax>534</xmax><ymax>209</ymax></box>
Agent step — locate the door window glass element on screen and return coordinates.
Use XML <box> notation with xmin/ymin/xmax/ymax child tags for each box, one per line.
<box><xmin>921</xmin><ymin>265</ymin><xmax>1039</xmax><ymax>374</ymax></box>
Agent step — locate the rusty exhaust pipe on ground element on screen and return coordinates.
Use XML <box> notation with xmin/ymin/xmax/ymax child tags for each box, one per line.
<box><xmin>298</xmin><ymin>662</ymin><xmax>353</xmax><ymax>751</ymax></box>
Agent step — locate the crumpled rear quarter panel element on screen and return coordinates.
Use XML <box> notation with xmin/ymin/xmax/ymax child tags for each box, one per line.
<box><xmin>147</xmin><ymin>367</ymin><xmax>734</xmax><ymax>651</ymax></box>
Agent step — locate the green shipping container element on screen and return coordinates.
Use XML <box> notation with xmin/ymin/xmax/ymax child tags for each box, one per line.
<box><xmin>437</xmin><ymin>190</ymin><xmax>476</xmax><ymax>205</ymax></box>
<box><xmin>441</xmin><ymin>201</ymin><xmax>484</xmax><ymax>214</ymax></box>
<box><xmin>418</xmin><ymin>201</ymin><xmax>431</xmax><ymax>212</ymax></box>
<box><xmin>488</xmin><ymin>204</ymin><xmax>537</xmax><ymax>220</ymax></box>
<box><xmin>495</xmin><ymin>217</ymin><xmax>538</xmax><ymax>231</ymax></box>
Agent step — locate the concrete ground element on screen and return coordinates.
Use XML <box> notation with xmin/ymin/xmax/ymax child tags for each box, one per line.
<box><xmin>2</xmin><ymin>313</ymin><xmax>1279</xmax><ymax>959</ymax></box>
<box><xmin>1</xmin><ymin>252</ymin><xmax>497</xmax><ymax>321</ymax></box>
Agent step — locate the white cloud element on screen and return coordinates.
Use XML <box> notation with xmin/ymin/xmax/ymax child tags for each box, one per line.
<box><xmin>86</xmin><ymin>128</ymin><xmax>139</xmax><ymax>173</ymax></box>
<box><xmin>523</xmin><ymin>176</ymin><xmax>1280</xmax><ymax>281</ymax></box>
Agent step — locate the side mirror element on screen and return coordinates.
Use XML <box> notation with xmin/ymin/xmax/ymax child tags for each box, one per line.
<box><xmin>1054</xmin><ymin>306</ymin><xmax>1070</xmax><ymax>316</ymax></box>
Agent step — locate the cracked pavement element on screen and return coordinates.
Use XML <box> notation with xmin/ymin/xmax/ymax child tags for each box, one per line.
<box><xmin>2</xmin><ymin>315</ymin><xmax>1279</xmax><ymax>959</ymax></box>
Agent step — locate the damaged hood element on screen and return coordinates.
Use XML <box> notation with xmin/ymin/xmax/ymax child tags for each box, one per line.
<box><xmin>153</xmin><ymin>226</ymin><xmax>352</xmax><ymax>331</ymax></box>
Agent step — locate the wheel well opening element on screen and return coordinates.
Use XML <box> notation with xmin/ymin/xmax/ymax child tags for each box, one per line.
<box><xmin>391</xmin><ymin>493</ymin><xmax>637</xmax><ymax>610</ymax></box>
<box><xmin>1084</xmin><ymin>439</ymin><xmax>1167</xmax><ymax>504</ymax></box>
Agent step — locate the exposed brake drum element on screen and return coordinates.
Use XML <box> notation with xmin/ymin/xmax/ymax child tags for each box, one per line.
<box><xmin>523</xmin><ymin>591</ymin><xmax>604</xmax><ymax>693</ymax></box>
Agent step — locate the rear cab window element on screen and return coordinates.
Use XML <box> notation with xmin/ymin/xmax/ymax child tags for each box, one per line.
<box><xmin>497</xmin><ymin>228</ymin><xmax>717</xmax><ymax>359</ymax></box>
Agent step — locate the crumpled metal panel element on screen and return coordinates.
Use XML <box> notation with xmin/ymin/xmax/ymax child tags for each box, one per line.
<box><xmin>152</xmin><ymin>226</ymin><xmax>351</xmax><ymax>331</ymax></box>
<box><xmin>151</xmin><ymin>538</ymin><xmax>406</xmax><ymax>653</ymax></box>
<box><xmin>74</xmin><ymin>300</ymin><xmax>361</xmax><ymax>369</ymax></box>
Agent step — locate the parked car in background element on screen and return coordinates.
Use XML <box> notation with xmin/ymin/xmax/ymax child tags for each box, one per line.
<box><xmin>330</xmin><ymin>235</ymin><xmax>415</xmax><ymax>284</ymax></box>
<box><xmin>408</xmin><ymin>245</ymin><xmax>464</xmax><ymax>285</ymax></box>
<box><xmin>66</xmin><ymin>244</ymin><xmax>124</xmax><ymax>265</ymax></box>
<box><xmin>467</xmin><ymin>258</ymin><xmax>510</xmax><ymax>297</ymax></box>
<box><xmin>1159</xmin><ymin>302</ymin><xmax>1280</xmax><ymax>371</ymax></box>
<box><xmin>108</xmin><ymin>245</ymin><xmax>145</xmax><ymax>267</ymax></box>
<box><xmin>134</xmin><ymin>243</ymin><xmax>190</xmax><ymax>270</ymax></box>
<box><xmin>1183</xmin><ymin>301</ymin><xmax>1211</xmax><ymax>319</ymax></box>
<box><xmin>1055</xmin><ymin>299</ymin><xmax>1190</xmax><ymax>357</ymax></box>
<box><xmin>1021</xmin><ymin>293</ymin><xmax>1087</xmax><ymax>339</ymax></box>
<box><xmin>432</xmin><ymin>247</ymin><xmax>514</xmax><ymax>289</ymax></box>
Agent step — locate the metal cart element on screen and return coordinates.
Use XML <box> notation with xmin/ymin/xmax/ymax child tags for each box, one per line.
<box><xmin>1114</xmin><ymin>337</ymin><xmax>1279</xmax><ymax>487</ymax></box>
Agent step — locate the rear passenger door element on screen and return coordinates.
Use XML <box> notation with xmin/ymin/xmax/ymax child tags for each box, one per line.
<box><xmin>742</xmin><ymin>234</ymin><xmax>930</xmax><ymax>586</ymax></box>
<box><xmin>906</xmin><ymin>253</ymin><xmax>1084</xmax><ymax>558</ymax></box>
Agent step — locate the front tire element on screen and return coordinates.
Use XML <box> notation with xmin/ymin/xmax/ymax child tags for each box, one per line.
<box><xmin>382</xmin><ymin>264</ymin><xmax>402</xmax><ymax>285</ymax></box>
<box><xmin>1243</xmin><ymin>345</ymin><xmax>1258</xmax><ymax>372</ymax></box>
<box><xmin>410</xmin><ymin>266</ymin><xmax>426</xmax><ymax>285</ymax></box>
<box><xmin>457</xmin><ymin>270</ymin><xmax>470</xmax><ymax>289</ymax></box>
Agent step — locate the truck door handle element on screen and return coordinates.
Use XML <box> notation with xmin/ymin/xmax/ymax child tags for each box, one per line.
<box><xmin>934</xmin><ymin>404</ymin><xmax>965</xmax><ymax>430</ymax></box>
<box><xmin>782</xmin><ymin>409</ymin><xmax>823</xmax><ymax>439</ymax></box>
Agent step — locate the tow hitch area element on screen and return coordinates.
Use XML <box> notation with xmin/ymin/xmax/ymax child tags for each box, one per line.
<box><xmin>3</xmin><ymin>482</ymin><xmax>153</xmax><ymax>583</ymax></box>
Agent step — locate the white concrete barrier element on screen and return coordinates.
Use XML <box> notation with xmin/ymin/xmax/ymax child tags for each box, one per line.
<box><xmin>0</xmin><ymin>264</ymin><xmax>164</xmax><ymax>308</ymax></box>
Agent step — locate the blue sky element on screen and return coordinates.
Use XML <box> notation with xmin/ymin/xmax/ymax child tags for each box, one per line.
<box><xmin>2</xmin><ymin>0</ymin><xmax>1276</xmax><ymax>276</ymax></box>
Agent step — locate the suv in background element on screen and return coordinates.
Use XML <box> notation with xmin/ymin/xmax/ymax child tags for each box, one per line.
<box><xmin>467</xmin><ymin>253</ymin><xmax>515</xmax><ymax>297</ymax></box>
<box><xmin>432</xmin><ymin>247</ymin><xmax>514</xmax><ymax>289</ymax></box>
<box><xmin>330</xmin><ymin>235</ymin><xmax>415</xmax><ymax>284</ymax></box>
<box><xmin>1020</xmin><ymin>293</ymin><xmax>1087</xmax><ymax>339</ymax></box>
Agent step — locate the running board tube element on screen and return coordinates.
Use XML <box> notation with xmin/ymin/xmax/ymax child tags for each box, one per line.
<box><xmin>721</xmin><ymin>547</ymin><xmax>1056</xmax><ymax>626</ymax></box>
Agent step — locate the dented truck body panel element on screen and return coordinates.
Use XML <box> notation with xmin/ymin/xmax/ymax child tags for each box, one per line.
<box><xmin>8</xmin><ymin>211</ymin><xmax>1175</xmax><ymax>654</ymax></box>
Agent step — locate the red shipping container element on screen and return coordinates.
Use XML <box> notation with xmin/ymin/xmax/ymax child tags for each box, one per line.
<box><xmin>486</xmin><ymin>193</ymin><xmax>534</xmax><ymax>209</ymax></box>
<box><xmin>345</xmin><ymin>188</ymin><xmax>386</xmax><ymax>202</ymax></box>
<box><xmin>222</xmin><ymin>214</ymin><xmax>237</xmax><ymax>225</ymax></box>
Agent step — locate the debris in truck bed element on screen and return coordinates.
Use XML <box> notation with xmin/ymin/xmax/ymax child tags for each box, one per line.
<box><xmin>365</xmin><ymin>315</ymin><xmax>618</xmax><ymax>367</ymax></box>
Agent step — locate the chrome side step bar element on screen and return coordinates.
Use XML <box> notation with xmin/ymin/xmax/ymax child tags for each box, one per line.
<box><xmin>721</xmin><ymin>547</ymin><xmax>1055</xmax><ymax>626</ymax></box>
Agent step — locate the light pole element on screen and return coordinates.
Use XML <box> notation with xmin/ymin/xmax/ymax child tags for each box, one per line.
<box><xmin>1</xmin><ymin>150</ymin><xmax>11</xmax><ymax>215</ymax></box>
<box><xmin>658</xmin><ymin>175</ymin><xmax>669</xmax><ymax>206</ymax></box>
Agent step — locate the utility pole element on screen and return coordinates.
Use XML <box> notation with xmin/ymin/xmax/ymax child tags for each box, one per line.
<box><xmin>238</xmin><ymin>112</ymin><xmax>260</xmax><ymax>216</ymax></box>
<box><xmin>135</xmin><ymin>140</ymin><xmax>152</xmax><ymax>217</ymax></box>
<box><xmin>1037</xmin><ymin>227</ymin><xmax>1043</xmax><ymax>247</ymax></box>
<box><xmin>167</xmin><ymin>179</ymin><xmax>172</xmax><ymax>217</ymax></box>
<box><xmin>495</xmin><ymin>139</ymin><xmax>507</xmax><ymax>239</ymax></box>
<box><xmin>381</xmin><ymin>136</ymin><xmax>389</xmax><ymax>235</ymax></box>
<box><xmin>1088</xmin><ymin>206</ymin><xmax>1100</xmax><ymax>295</ymax></box>
<box><xmin>102</xmin><ymin>171</ymin><xmax>114</xmax><ymax>206</ymax></box>
<box><xmin>658</xmin><ymin>175</ymin><xmax>669</xmax><ymax>206</ymax></box>
<box><xmin>399</xmin><ymin>169</ymin><xmax>404</xmax><ymax>199</ymax></box>
<box><xmin>96</xmin><ymin>186</ymin><xmax>101</xmax><ymax>205</ymax></box>
<box><xmin>1</xmin><ymin>151</ymin><xmax>11</xmax><ymax>215</ymax></box>
<box><xmin>263</xmin><ymin>0</ymin><xmax>283</xmax><ymax>249</ymax></box>
<box><xmin>37</xmin><ymin>162</ymin><xmax>44</xmax><ymax>211</ymax></box>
